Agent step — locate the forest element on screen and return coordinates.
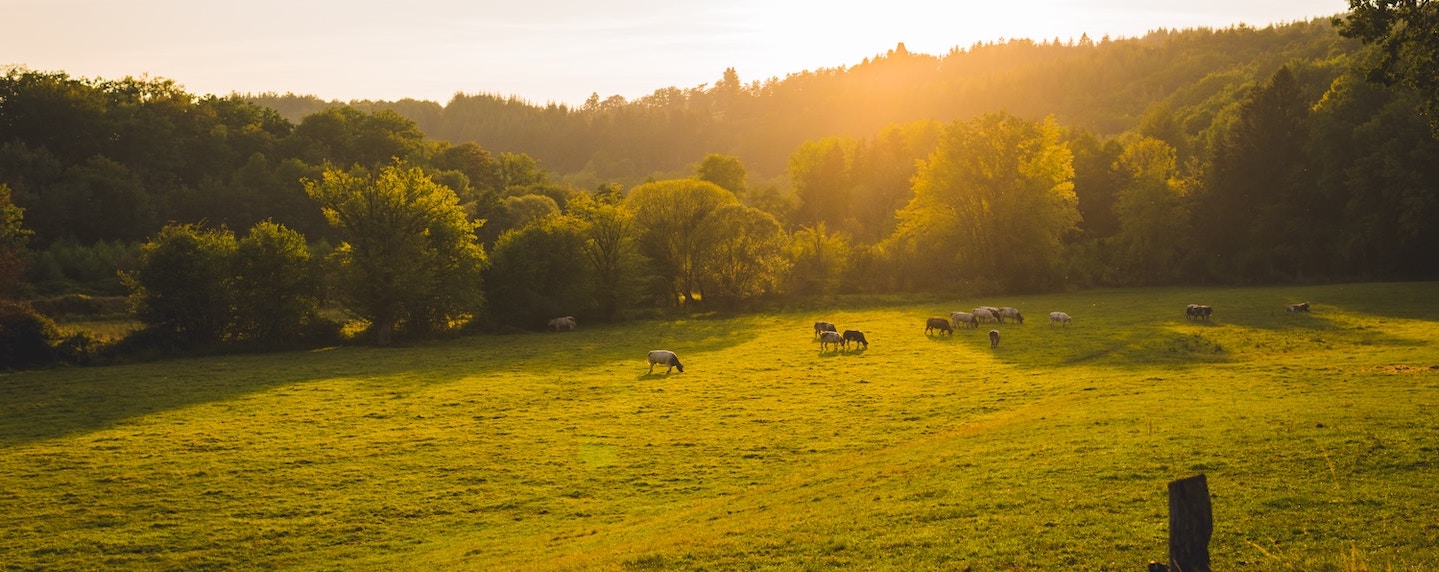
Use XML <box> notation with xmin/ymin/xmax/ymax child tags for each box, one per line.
<box><xmin>1</xmin><ymin>14</ymin><xmax>1437</xmax><ymax>366</ymax></box>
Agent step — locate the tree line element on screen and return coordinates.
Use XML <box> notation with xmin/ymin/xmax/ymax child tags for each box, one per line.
<box><xmin>2</xmin><ymin>7</ymin><xmax>1438</xmax><ymax>367</ymax></box>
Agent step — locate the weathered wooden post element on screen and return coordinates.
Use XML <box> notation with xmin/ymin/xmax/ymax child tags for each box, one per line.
<box><xmin>1168</xmin><ymin>474</ymin><xmax>1212</xmax><ymax>572</ymax></box>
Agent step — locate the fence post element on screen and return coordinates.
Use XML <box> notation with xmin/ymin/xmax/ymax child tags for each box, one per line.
<box><xmin>1168</xmin><ymin>474</ymin><xmax>1212</xmax><ymax>572</ymax></box>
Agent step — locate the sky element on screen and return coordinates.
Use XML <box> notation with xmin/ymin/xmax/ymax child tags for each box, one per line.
<box><xmin>4</xmin><ymin>0</ymin><xmax>1351</xmax><ymax>107</ymax></box>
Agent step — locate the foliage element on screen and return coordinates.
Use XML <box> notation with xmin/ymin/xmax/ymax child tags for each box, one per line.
<box><xmin>0</xmin><ymin>183</ymin><xmax>30</xmax><ymax>297</ymax></box>
<box><xmin>893</xmin><ymin>113</ymin><xmax>1080</xmax><ymax>292</ymax></box>
<box><xmin>569</xmin><ymin>193</ymin><xmax>645</xmax><ymax>322</ymax></box>
<box><xmin>695</xmin><ymin>153</ymin><xmax>748</xmax><ymax>197</ymax></box>
<box><xmin>787</xmin><ymin>222</ymin><xmax>852</xmax><ymax>296</ymax></box>
<box><xmin>625</xmin><ymin>179</ymin><xmax>738</xmax><ymax>304</ymax></box>
<box><xmin>1108</xmin><ymin>136</ymin><xmax>1192</xmax><ymax>285</ymax></box>
<box><xmin>25</xmin><ymin>238</ymin><xmax>139</xmax><ymax>296</ymax></box>
<box><xmin>697</xmin><ymin>204</ymin><xmax>789</xmax><ymax>305</ymax></box>
<box><xmin>1335</xmin><ymin>0</ymin><xmax>1439</xmax><ymax>135</ymax></box>
<box><xmin>304</xmin><ymin>161</ymin><xmax>486</xmax><ymax>344</ymax></box>
<box><xmin>483</xmin><ymin>215</ymin><xmax>593</xmax><ymax>329</ymax></box>
<box><xmin>121</xmin><ymin>224</ymin><xmax>237</xmax><ymax>346</ymax></box>
<box><xmin>0</xmin><ymin>300</ymin><xmax>57</xmax><ymax>368</ymax></box>
<box><xmin>230</xmin><ymin>221</ymin><xmax>325</xmax><ymax>346</ymax></box>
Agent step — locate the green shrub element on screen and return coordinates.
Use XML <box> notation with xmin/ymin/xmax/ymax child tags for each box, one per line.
<box><xmin>0</xmin><ymin>301</ymin><xmax>58</xmax><ymax>369</ymax></box>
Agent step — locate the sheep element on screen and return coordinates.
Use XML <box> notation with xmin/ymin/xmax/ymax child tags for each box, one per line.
<box><xmin>646</xmin><ymin>350</ymin><xmax>684</xmax><ymax>374</ymax></box>
<box><xmin>950</xmin><ymin>311</ymin><xmax>978</xmax><ymax>329</ymax></box>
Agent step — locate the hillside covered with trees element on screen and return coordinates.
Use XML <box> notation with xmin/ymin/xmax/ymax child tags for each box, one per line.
<box><xmin>2</xmin><ymin>12</ymin><xmax>1437</xmax><ymax>367</ymax></box>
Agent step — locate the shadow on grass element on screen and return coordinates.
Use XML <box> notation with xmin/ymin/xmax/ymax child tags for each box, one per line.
<box><xmin>0</xmin><ymin>315</ymin><xmax>758</xmax><ymax>447</ymax></box>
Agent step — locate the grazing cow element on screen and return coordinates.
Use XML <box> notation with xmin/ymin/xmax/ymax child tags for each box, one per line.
<box><xmin>950</xmin><ymin>311</ymin><xmax>978</xmax><ymax>329</ymax></box>
<box><xmin>925</xmin><ymin>317</ymin><xmax>954</xmax><ymax>336</ymax></box>
<box><xmin>647</xmin><ymin>350</ymin><xmax>684</xmax><ymax>374</ymax></box>
<box><xmin>989</xmin><ymin>329</ymin><xmax>1001</xmax><ymax>348</ymax></box>
<box><xmin>819</xmin><ymin>331</ymin><xmax>845</xmax><ymax>351</ymax></box>
<box><xmin>973</xmin><ymin>307</ymin><xmax>1000</xmax><ymax>324</ymax></box>
<box><xmin>1049</xmin><ymin>311</ymin><xmax>1072</xmax><ymax>326</ymax></box>
<box><xmin>1185</xmin><ymin>304</ymin><xmax>1213</xmax><ymax>321</ymax></box>
<box><xmin>998</xmin><ymin>307</ymin><xmax>1024</xmax><ymax>324</ymax></box>
<box><xmin>842</xmin><ymin>329</ymin><xmax>869</xmax><ymax>349</ymax></box>
<box><xmin>547</xmin><ymin>315</ymin><xmax>576</xmax><ymax>331</ymax></box>
<box><xmin>814</xmin><ymin>321</ymin><xmax>838</xmax><ymax>338</ymax></box>
<box><xmin>1287</xmin><ymin>302</ymin><xmax>1311</xmax><ymax>312</ymax></box>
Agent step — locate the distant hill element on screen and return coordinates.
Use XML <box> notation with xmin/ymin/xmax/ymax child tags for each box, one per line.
<box><xmin>248</xmin><ymin>17</ymin><xmax>1352</xmax><ymax>182</ymax></box>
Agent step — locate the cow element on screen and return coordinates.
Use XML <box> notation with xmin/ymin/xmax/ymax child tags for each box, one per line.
<box><xmin>1286</xmin><ymin>302</ymin><xmax>1311</xmax><ymax>312</ymax></box>
<box><xmin>1185</xmin><ymin>304</ymin><xmax>1213</xmax><ymax>321</ymax></box>
<box><xmin>814</xmin><ymin>321</ymin><xmax>838</xmax><ymax>338</ymax></box>
<box><xmin>547</xmin><ymin>315</ymin><xmax>576</xmax><ymax>331</ymax></box>
<box><xmin>647</xmin><ymin>350</ymin><xmax>684</xmax><ymax>374</ymax></box>
<box><xmin>1049</xmin><ymin>311</ymin><xmax>1072</xmax><ymax>326</ymax></box>
<box><xmin>950</xmin><ymin>311</ymin><xmax>978</xmax><ymax>329</ymax></box>
<box><xmin>819</xmin><ymin>331</ymin><xmax>845</xmax><ymax>351</ymax></box>
<box><xmin>989</xmin><ymin>329</ymin><xmax>1001</xmax><ymax>348</ymax></box>
<box><xmin>998</xmin><ymin>307</ymin><xmax>1024</xmax><ymax>324</ymax></box>
<box><xmin>973</xmin><ymin>307</ymin><xmax>1000</xmax><ymax>324</ymax></box>
<box><xmin>842</xmin><ymin>329</ymin><xmax>869</xmax><ymax>349</ymax></box>
<box><xmin>925</xmin><ymin>317</ymin><xmax>954</xmax><ymax>336</ymax></box>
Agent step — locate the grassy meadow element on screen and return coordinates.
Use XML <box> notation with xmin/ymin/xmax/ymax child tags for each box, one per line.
<box><xmin>2</xmin><ymin>282</ymin><xmax>1437</xmax><ymax>570</ymax></box>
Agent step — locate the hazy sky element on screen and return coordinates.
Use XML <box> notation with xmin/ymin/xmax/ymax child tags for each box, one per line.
<box><xmin>4</xmin><ymin>0</ymin><xmax>1349</xmax><ymax>106</ymax></box>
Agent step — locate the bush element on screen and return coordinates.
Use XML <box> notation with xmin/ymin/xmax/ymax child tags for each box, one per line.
<box><xmin>0</xmin><ymin>301</ymin><xmax>58</xmax><ymax>370</ymax></box>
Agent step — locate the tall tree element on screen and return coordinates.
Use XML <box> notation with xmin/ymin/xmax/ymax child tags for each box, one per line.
<box><xmin>698</xmin><ymin>204</ymin><xmax>789</xmax><ymax>304</ymax></box>
<box><xmin>626</xmin><ymin>179</ymin><xmax>737</xmax><ymax>304</ymax></box>
<box><xmin>695</xmin><ymin>153</ymin><xmax>748</xmax><ymax>197</ymax></box>
<box><xmin>122</xmin><ymin>224</ymin><xmax>238</xmax><ymax>346</ymax></box>
<box><xmin>1335</xmin><ymin>0</ymin><xmax>1439</xmax><ymax>135</ymax></box>
<box><xmin>1109</xmin><ymin>137</ymin><xmax>1191</xmax><ymax>284</ymax></box>
<box><xmin>1195</xmin><ymin>65</ymin><xmax>1314</xmax><ymax>280</ymax></box>
<box><xmin>891</xmin><ymin>113</ymin><xmax>1079</xmax><ymax>292</ymax></box>
<box><xmin>230</xmin><ymin>220</ymin><xmax>324</xmax><ymax>345</ymax></box>
<box><xmin>304</xmin><ymin>161</ymin><xmax>486</xmax><ymax>345</ymax></box>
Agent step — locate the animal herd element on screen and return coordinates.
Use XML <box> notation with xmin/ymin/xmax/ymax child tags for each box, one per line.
<box><xmin>543</xmin><ymin>299</ymin><xmax>1312</xmax><ymax>375</ymax></box>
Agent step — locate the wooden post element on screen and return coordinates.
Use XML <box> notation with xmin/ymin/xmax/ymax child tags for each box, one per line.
<box><xmin>1168</xmin><ymin>474</ymin><xmax>1212</xmax><ymax>572</ymax></box>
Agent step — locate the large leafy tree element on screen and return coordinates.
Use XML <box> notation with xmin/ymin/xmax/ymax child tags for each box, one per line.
<box><xmin>305</xmin><ymin>161</ymin><xmax>486</xmax><ymax>345</ymax></box>
<box><xmin>891</xmin><ymin>113</ymin><xmax>1079</xmax><ymax>292</ymax></box>
<box><xmin>569</xmin><ymin>193</ymin><xmax>644</xmax><ymax>322</ymax></box>
<box><xmin>1336</xmin><ymin>0</ymin><xmax>1439</xmax><ymax>135</ymax></box>
<box><xmin>1194</xmin><ymin>66</ymin><xmax>1315</xmax><ymax>280</ymax></box>
<box><xmin>122</xmin><ymin>224</ymin><xmax>238</xmax><ymax>345</ymax></box>
<box><xmin>626</xmin><ymin>179</ymin><xmax>737</xmax><ymax>304</ymax></box>
<box><xmin>1109</xmin><ymin>137</ymin><xmax>1191</xmax><ymax>284</ymax></box>
<box><xmin>483</xmin><ymin>215</ymin><xmax>593</xmax><ymax>329</ymax></box>
<box><xmin>230</xmin><ymin>220</ymin><xmax>324</xmax><ymax>345</ymax></box>
<box><xmin>695</xmin><ymin>153</ymin><xmax>748</xmax><ymax>197</ymax></box>
<box><xmin>698</xmin><ymin>204</ymin><xmax>789</xmax><ymax>304</ymax></box>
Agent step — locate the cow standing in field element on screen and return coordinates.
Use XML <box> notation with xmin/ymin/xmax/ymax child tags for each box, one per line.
<box><xmin>814</xmin><ymin>321</ymin><xmax>838</xmax><ymax>338</ymax></box>
<box><xmin>819</xmin><ymin>331</ymin><xmax>845</xmax><ymax>352</ymax></box>
<box><xmin>1049</xmin><ymin>311</ymin><xmax>1072</xmax><ymax>326</ymax></box>
<box><xmin>950</xmin><ymin>311</ymin><xmax>978</xmax><ymax>329</ymax></box>
<box><xmin>547</xmin><ymin>315</ymin><xmax>576</xmax><ymax>331</ymax></box>
<box><xmin>973</xmin><ymin>308</ymin><xmax>1000</xmax><ymax>324</ymax></box>
<box><xmin>647</xmin><ymin>350</ymin><xmax>684</xmax><ymax>374</ymax></box>
<box><xmin>989</xmin><ymin>329</ymin><xmax>1001</xmax><ymax>348</ymax></box>
<box><xmin>842</xmin><ymin>329</ymin><xmax>868</xmax><ymax>349</ymax></box>
<box><xmin>926</xmin><ymin>317</ymin><xmax>954</xmax><ymax>336</ymax></box>
<box><xmin>1186</xmin><ymin>304</ymin><xmax>1213</xmax><ymax>321</ymax></box>
<box><xmin>998</xmin><ymin>307</ymin><xmax>1023</xmax><ymax>324</ymax></box>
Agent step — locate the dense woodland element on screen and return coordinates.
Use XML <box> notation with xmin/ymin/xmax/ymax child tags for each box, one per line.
<box><xmin>2</xmin><ymin>14</ymin><xmax>1438</xmax><ymax>364</ymax></box>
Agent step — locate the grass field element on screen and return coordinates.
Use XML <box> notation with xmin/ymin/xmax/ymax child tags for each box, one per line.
<box><xmin>2</xmin><ymin>282</ymin><xmax>1437</xmax><ymax>570</ymax></box>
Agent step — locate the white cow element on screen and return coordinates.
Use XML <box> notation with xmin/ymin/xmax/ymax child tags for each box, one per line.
<box><xmin>950</xmin><ymin>311</ymin><xmax>978</xmax><ymax>329</ymax></box>
<box><xmin>1049</xmin><ymin>311</ymin><xmax>1072</xmax><ymax>326</ymax></box>
<box><xmin>647</xmin><ymin>350</ymin><xmax>684</xmax><ymax>374</ymax></box>
<box><xmin>547</xmin><ymin>315</ymin><xmax>576</xmax><ymax>331</ymax></box>
<box><xmin>819</xmin><ymin>331</ymin><xmax>845</xmax><ymax>352</ymax></box>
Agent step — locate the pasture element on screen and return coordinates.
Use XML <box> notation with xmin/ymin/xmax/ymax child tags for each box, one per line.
<box><xmin>2</xmin><ymin>282</ymin><xmax>1437</xmax><ymax>570</ymax></box>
